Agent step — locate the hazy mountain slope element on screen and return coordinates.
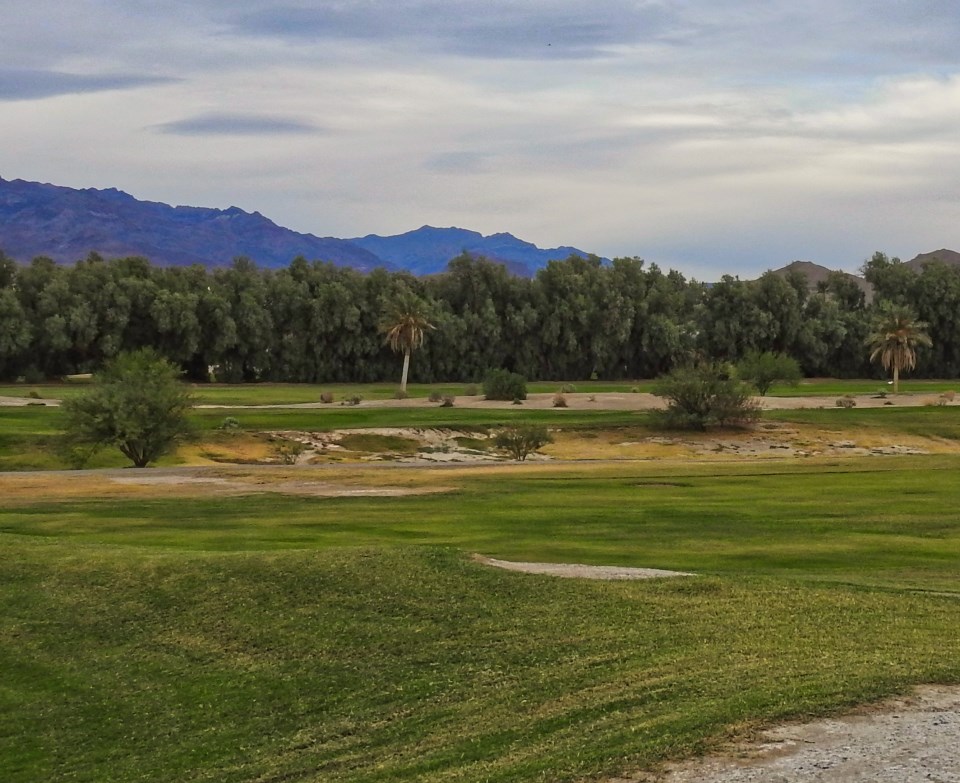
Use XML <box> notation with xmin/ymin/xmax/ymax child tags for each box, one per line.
<box><xmin>350</xmin><ymin>225</ymin><xmax>592</xmax><ymax>276</ymax></box>
<box><xmin>0</xmin><ymin>177</ymin><xmax>388</xmax><ymax>271</ymax></box>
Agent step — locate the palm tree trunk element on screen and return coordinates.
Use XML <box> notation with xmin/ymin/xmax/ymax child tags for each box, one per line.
<box><xmin>400</xmin><ymin>350</ymin><xmax>411</xmax><ymax>392</ymax></box>
<box><xmin>893</xmin><ymin>366</ymin><xmax>899</xmax><ymax>394</ymax></box>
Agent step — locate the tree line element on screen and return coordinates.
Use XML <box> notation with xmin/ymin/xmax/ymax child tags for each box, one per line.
<box><xmin>1</xmin><ymin>248</ymin><xmax>957</xmax><ymax>383</ymax></box>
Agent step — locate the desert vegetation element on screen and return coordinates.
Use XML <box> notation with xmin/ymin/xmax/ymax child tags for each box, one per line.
<box><xmin>1</xmin><ymin>250</ymin><xmax>957</xmax><ymax>385</ymax></box>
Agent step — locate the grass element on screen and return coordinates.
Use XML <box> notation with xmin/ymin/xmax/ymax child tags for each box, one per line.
<box><xmin>1</xmin><ymin>457</ymin><xmax>959</xmax><ymax>782</ymax></box>
<box><xmin>3</xmin><ymin>383</ymin><xmax>960</xmax><ymax>777</ymax></box>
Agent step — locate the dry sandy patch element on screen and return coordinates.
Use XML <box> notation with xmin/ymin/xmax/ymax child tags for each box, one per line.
<box><xmin>475</xmin><ymin>555</ymin><xmax>695</xmax><ymax>580</ymax></box>
<box><xmin>636</xmin><ymin>685</ymin><xmax>960</xmax><ymax>783</ymax></box>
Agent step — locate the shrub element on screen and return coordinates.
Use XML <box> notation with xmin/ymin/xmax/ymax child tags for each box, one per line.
<box><xmin>652</xmin><ymin>363</ymin><xmax>760</xmax><ymax>430</ymax></box>
<box><xmin>736</xmin><ymin>351</ymin><xmax>802</xmax><ymax>396</ymax></box>
<box><xmin>60</xmin><ymin>349</ymin><xmax>194</xmax><ymax>468</ymax></box>
<box><xmin>483</xmin><ymin>369</ymin><xmax>527</xmax><ymax>401</ymax></box>
<box><xmin>559</xmin><ymin>383</ymin><xmax>577</xmax><ymax>393</ymax></box>
<box><xmin>27</xmin><ymin>389</ymin><xmax>42</xmax><ymax>399</ymax></box>
<box><xmin>271</xmin><ymin>438</ymin><xmax>305</xmax><ymax>465</ymax></box>
<box><xmin>464</xmin><ymin>383</ymin><xmax>479</xmax><ymax>396</ymax></box>
<box><xmin>836</xmin><ymin>396</ymin><xmax>857</xmax><ymax>408</ymax></box>
<box><xmin>631</xmin><ymin>386</ymin><xmax>640</xmax><ymax>393</ymax></box>
<box><xmin>440</xmin><ymin>395</ymin><xmax>455</xmax><ymax>407</ymax></box>
<box><xmin>552</xmin><ymin>393</ymin><xmax>568</xmax><ymax>408</ymax></box>
<box><xmin>341</xmin><ymin>395</ymin><xmax>363</xmax><ymax>406</ymax></box>
<box><xmin>428</xmin><ymin>390</ymin><xmax>444</xmax><ymax>403</ymax></box>
<box><xmin>394</xmin><ymin>389</ymin><xmax>409</xmax><ymax>400</ymax></box>
<box><xmin>218</xmin><ymin>416</ymin><xmax>241</xmax><ymax>430</ymax></box>
<box><xmin>494</xmin><ymin>425</ymin><xmax>553</xmax><ymax>461</ymax></box>
<box><xmin>319</xmin><ymin>391</ymin><xmax>334</xmax><ymax>404</ymax></box>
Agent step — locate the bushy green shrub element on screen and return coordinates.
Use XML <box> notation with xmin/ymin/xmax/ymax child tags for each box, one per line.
<box><xmin>559</xmin><ymin>383</ymin><xmax>576</xmax><ymax>393</ymax></box>
<box><xmin>494</xmin><ymin>424</ymin><xmax>553</xmax><ymax>461</ymax></box>
<box><xmin>736</xmin><ymin>351</ymin><xmax>802</xmax><ymax>396</ymax></box>
<box><xmin>652</xmin><ymin>363</ymin><xmax>760</xmax><ymax>430</ymax></box>
<box><xmin>483</xmin><ymin>369</ymin><xmax>527</xmax><ymax>401</ymax></box>
<box><xmin>218</xmin><ymin>416</ymin><xmax>241</xmax><ymax>430</ymax></box>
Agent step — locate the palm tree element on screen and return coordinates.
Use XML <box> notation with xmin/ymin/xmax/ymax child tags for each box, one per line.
<box><xmin>865</xmin><ymin>303</ymin><xmax>931</xmax><ymax>393</ymax></box>
<box><xmin>381</xmin><ymin>299</ymin><xmax>435</xmax><ymax>393</ymax></box>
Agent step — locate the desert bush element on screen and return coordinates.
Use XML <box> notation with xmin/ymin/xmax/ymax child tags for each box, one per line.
<box><xmin>736</xmin><ymin>351</ymin><xmax>802</xmax><ymax>396</ymax></box>
<box><xmin>483</xmin><ymin>369</ymin><xmax>527</xmax><ymax>401</ymax></box>
<box><xmin>440</xmin><ymin>395</ymin><xmax>455</xmax><ymax>407</ymax></box>
<box><xmin>428</xmin><ymin>390</ymin><xmax>443</xmax><ymax>402</ymax></box>
<box><xmin>559</xmin><ymin>383</ymin><xmax>577</xmax><ymax>394</ymax></box>
<box><xmin>319</xmin><ymin>391</ymin><xmax>334</xmax><ymax>404</ymax></box>
<box><xmin>552</xmin><ymin>393</ymin><xmax>568</xmax><ymax>408</ymax></box>
<box><xmin>652</xmin><ymin>363</ymin><xmax>760</xmax><ymax>430</ymax></box>
<box><xmin>342</xmin><ymin>395</ymin><xmax>363</xmax><ymax>406</ymax></box>
<box><xmin>272</xmin><ymin>438</ymin><xmax>305</xmax><ymax>465</ymax></box>
<box><xmin>27</xmin><ymin>389</ymin><xmax>42</xmax><ymax>399</ymax></box>
<box><xmin>494</xmin><ymin>424</ymin><xmax>553</xmax><ymax>461</ymax></box>
<box><xmin>394</xmin><ymin>389</ymin><xmax>409</xmax><ymax>400</ymax></box>
<box><xmin>836</xmin><ymin>396</ymin><xmax>857</xmax><ymax>408</ymax></box>
<box><xmin>631</xmin><ymin>386</ymin><xmax>640</xmax><ymax>393</ymax></box>
<box><xmin>60</xmin><ymin>349</ymin><xmax>194</xmax><ymax>468</ymax></box>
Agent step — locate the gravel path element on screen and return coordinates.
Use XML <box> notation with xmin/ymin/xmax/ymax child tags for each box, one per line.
<box><xmin>654</xmin><ymin>685</ymin><xmax>960</xmax><ymax>783</ymax></box>
<box><xmin>475</xmin><ymin>555</ymin><xmax>694</xmax><ymax>580</ymax></box>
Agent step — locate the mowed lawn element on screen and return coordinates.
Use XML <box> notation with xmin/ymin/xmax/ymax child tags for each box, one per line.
<box><xmin>1</xmin><ymin>457</ymin><xmax>959</xmax><ymax>782</ymax></box>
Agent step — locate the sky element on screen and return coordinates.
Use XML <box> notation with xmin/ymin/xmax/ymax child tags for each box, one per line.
<box><xmin>2</xmin><ymin>1</ymin><xmax>960</xmax><ymax>279</ymax></box>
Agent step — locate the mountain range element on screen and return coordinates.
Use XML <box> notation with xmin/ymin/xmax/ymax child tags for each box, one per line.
<box><xmin>0</xmin><ymin>177</ymin><xmax>591</xmax><ymax>276</ymax></box>
<box><xmin>1</xmin><ymin>176</ymin><xmax>956</xmax><ymax>281</ymax></box>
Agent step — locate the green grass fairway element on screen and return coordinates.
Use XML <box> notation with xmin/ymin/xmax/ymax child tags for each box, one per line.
<box><xmin>1</xmin><ymin>458</ymin><xmax>959</xmax><ymax>782</ymax></box>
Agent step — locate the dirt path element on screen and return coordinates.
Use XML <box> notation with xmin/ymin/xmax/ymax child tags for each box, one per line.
<box><xmin>645</xmin><ymin>685</ymin><xmax>960</xmax><ymax>783</ymax></box>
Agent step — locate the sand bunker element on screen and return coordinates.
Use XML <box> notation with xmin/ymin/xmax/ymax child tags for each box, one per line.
<box><xmin>475</xmin><ymin>555</ymin><xmax>694</xmax><ymax>580</ymax></box>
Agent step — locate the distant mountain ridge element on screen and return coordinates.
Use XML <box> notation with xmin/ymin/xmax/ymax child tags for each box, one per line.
<box><xmin>351</xmin><ymin>225</ymin><xmax>591</xmax><ymax>276</ymax></box>
<box><xmin>0</xmin><ymin>177</ymin><xmax>387</xmax><ymax>271</ymax></box>
<box><xmin>0</xmin><ymin>177</ymin><xmax>593</xmax><ymax>276</ymax></box>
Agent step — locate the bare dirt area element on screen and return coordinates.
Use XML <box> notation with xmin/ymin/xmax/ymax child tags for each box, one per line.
<box><xmin>625</xmin><ymin>685</ymin><xmax>960</xmax><ymax>783</ymax></box>
<box><xmin>0</xmin><ymin>466</ymin><xmax>450</xmax><ymax>505</ymax></box>
<box><xmin>474</xmin><ymin>555</ymin><xmax>695</xmax><ymax>580</ymax></box>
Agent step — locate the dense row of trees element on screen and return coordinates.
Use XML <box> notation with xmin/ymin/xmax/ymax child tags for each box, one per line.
<box><xmin>1</xmin><ymin>248</ymin><xmax>957</xmax><ymax>383</ymax></box>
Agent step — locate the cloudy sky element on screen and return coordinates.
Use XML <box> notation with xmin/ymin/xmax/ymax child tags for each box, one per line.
<box><xmin>2</xmin><ymin>1</ymin><xmax>959</xmax><ymax>278</ymax></box>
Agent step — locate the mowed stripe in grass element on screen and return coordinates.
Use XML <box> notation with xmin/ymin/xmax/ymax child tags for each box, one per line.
<box><xmin>1</xmin><ymin>543</ymin><xmax>958</xmax><ymax>783</ymax></box>
<box><xmin>3</xmin><ymin>458</ymin><xmax>959</xmax><ymax>590</ymax></box>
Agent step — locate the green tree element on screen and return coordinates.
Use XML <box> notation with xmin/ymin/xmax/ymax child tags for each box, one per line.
<box><xmin>736</xmin><ymin>351</ymin><xmax>802</xmax><ymax>396</ymax></box>
<box><xmin>380</xmin><ymin>295</ymin><xmax>435</xmax><ymax>392</ymax></box>
<box><xmin>865</xmin><ymin>303</ymin><xmax>932</xmax><ymax>392</ymax></box>
<box><xmin>61</xmin><ymin>349</ymin><xmax>194</xmax><ymax>468</ymax></box>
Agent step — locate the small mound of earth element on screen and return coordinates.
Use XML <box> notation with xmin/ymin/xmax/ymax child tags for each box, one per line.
<box><xmin>475</xmin><ymin>555</ymin><xmax>694</xmax><ymax>580</ymax></box>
